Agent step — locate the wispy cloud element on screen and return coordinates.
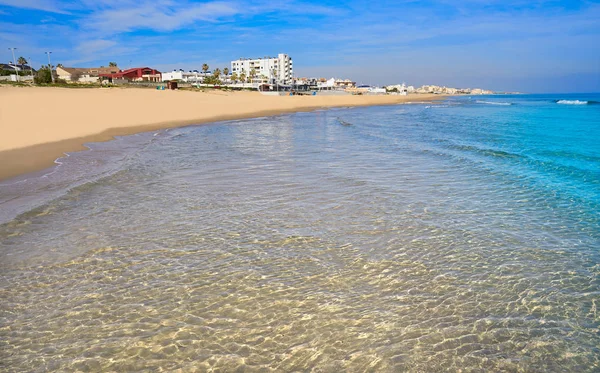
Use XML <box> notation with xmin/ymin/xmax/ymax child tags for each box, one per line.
<box><xmin>83</xmin><ymin>1</ymin><xmax>241</xmax><ymax>33</ymax></box>
<box><xmin>0</xmin><ymin>0</ymin><xmax>71</xmax><ymax>14</ymax></box>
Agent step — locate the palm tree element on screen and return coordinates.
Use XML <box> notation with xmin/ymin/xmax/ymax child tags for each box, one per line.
<box><xmin>223</xmin><ymin>67</ymin><xmax>229</xmax><ymax>76</ymax></box>
<box><xmin>249</xmin><ymin>68</ymin><xmax>257</xmax><ymax>82</ymax></box>
<box><xmin>108</xmin><ymin>62</ymin><xmax>117</xmax><ymax>67</ymax></box>
<box><xmin>240</xmin><ymin>72</ymin><xmax>246</xmax><ymax>83</ymax></box>
<box><xmin>231</xmin><ymin>72</ymin><xmax>238</xmax><ymax>82</ymax></box>
<box><xmin>213</xmin><ymin>68</ymin><xmax>221</xmax><ymax>78</ymax></box>
<box><xmin>202</xmin><ymin>63</ymin><xmax>209</xmax><ymax>74</ymax></box>
<box><xmin>17</xmin><ymin>56</ymin><xmax>27</xmax><ymax>67</ymax></box>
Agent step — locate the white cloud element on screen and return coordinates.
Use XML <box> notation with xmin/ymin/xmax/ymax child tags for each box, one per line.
<box><xmin>83</xmin><ymin>1</ymin><xmax>241</xmax><ymax>33</ymax></box>
<box><xmin>0</xmin><ymin>0</ymin><xmax>71</xmax><ymax>14</ymax></box>
<box><xmin>75</xmin><ymin>39</ymin><xmax>116</xmax><ymax>55</ymax></box>
<box><xmin>79</xmin><ymin>0</ymin><xmax>342</xmax><ymax>34</ymax></box>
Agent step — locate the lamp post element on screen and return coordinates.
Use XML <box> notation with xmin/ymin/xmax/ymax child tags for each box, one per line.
<box><xmin>8</xmin><ymin>47</ymin><xmax>19</xmax><ymax>82</ymax></box>
<box><xmin>45</xmin><ymin>51</ymin><xmax>55</xmax><ymax>83</ymax></box>
<box><xmin>28</xmin><ymin>57</ymin><xmax>34</xmax><ymax>82</ymax></box>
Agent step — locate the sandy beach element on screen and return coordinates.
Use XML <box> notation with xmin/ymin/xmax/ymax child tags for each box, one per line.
<box><xmin>0</xmin><ymin>86</ymin><xmax>444</xmax><ymax>180</ymax></box>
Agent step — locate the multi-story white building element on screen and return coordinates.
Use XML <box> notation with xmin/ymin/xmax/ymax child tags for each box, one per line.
<box><xmin>230</xmin><ymin>54</ymin><xmax>293</xmax><ymax>83</ymax></box>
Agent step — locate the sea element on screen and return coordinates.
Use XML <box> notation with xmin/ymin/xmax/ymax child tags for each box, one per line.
<box><xmin>1</xmin><ymin>94</ymin><xmax>599</xmax><ymax>372</ymax></box>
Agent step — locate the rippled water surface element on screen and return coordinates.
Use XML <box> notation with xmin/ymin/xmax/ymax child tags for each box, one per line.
<box><xmin>1</xmin><ymin>94</ymin><xmax>599</xmax><ymax>372</ymax></box>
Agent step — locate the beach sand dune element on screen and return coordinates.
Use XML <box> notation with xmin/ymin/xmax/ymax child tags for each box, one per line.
<box><xmin>0</xmin><ymin>86</ymin><xmax>443</xmax><ymax>180</ymax></box>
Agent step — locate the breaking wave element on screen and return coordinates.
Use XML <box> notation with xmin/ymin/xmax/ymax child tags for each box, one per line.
<box><xmin>555</xmin><ymin>100</ymin><xmax>599</xmax><ymax>105</ymax></box>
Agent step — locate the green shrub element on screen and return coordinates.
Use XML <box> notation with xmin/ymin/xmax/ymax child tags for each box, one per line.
<box><xmin>34</xmin><ymin>69</ymin><xmax>53</xmax><ymax>84</ymax></box>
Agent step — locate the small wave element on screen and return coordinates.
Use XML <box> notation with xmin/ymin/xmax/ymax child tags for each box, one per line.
<box><xmin>449</xmin><ymin>144</ymin><xmax>523</xmax><ymax>160</ymax></box>
<box><xmin>555</xmin><ymin>100</ymin><xmax>598</xmax><ymax>105</ymax></box>
<box><xmin>337</xmin><ymin>117</ymin><xmax>353</xmax><ymax>126</ymax></box>
<box><xmin>475</xmin><ymin>100</ymin><xmax>512</xmax><ymax>106</ymax></box>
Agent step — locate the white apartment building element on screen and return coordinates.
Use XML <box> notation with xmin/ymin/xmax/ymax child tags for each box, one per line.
<box><xmin>230</xmin><ymin>54</ymin><xmax>293</xmax><ymax>83</ymax></box>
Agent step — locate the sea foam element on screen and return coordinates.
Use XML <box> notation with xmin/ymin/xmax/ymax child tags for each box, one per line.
<box><xmin>556</xmin><ymin>100</ymin><xmax>588</xmax><ymax>105</ymax></box>
<box><xmin>475</xmin><ymin>100</ymin><xmax>512</xmax><ymax>106</ymax></box>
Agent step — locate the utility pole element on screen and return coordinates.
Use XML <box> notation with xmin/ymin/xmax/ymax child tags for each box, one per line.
<box><xmin>45</xmin><ymin>51</ymin><xmax>55</xmax><ymax>83</ymax></box>
<box><xmin>8</xmin><ymin>47</ymin><xmax>19</xmax><ymax>82</ymax></box>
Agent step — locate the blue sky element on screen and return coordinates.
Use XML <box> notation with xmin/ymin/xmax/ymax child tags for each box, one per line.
<box><xmin>1</xmin><ymin>0</ymin><xmax>599</xmax><ymax>92</ymax></box>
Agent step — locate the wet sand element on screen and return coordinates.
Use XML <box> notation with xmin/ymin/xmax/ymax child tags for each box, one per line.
<box><xmin>0</xmin><ymin>86</ymin><xmax>444</xmax><ymax>180</ymax></box>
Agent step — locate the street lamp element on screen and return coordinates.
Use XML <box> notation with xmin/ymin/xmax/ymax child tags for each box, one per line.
<box><xmin>28</xmin><ymin>56</ymin><xmax>34</xmax><ymax>82</ymax></box>
<box><xmin>8</xmin><ymin>47</ymin><xmax>19</xmax><ymax>82</ymax></box>
<box><xmin>45</xmin><ymin>51</ymin><xmax>55</xmax><ymax>83</ymax></box>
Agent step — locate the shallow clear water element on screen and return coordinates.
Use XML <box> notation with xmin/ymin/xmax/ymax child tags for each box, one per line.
<box><xmin>1</xmin><ymin>94</ymin><xmax>599</xmax><ymax>372</ymax></box>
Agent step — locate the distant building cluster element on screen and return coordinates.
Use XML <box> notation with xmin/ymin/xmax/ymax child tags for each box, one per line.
<box><xmin>10</xmin><ymin>51</ymin><xmax>496</xmax><ymax>94</ymax></box>
<box><xmin>386</xmin><ymin>83</ymin><xmax>494</xmax><ymax>95</ymax></box>
<box><xmin>415</xmin><ymin>85</ymin><xmax>494</xmax><ymax>95</ymax></box>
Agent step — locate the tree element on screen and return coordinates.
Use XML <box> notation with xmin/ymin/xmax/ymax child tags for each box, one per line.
<box><xmin>108</xmin><ymin>62</ymin><xmax>117</xmax><ymax>67</ymax></box>
<box><xmin>203</xmin><ymin>75</ymin><xmax>221</xmax><ymax>85</ymax></box>
<box><xmin>240</xmin><ymin>72</ymin><xmax>246</xmax><ymax>83</ymax></box>
<box><xmin>231</xmin><ymin>72</ymin><xmax>238</xmax><ymax>82</ymax></box>
<box><xmin>17</xmin><ymin>57</ymin><xmax>27</xmax><ymax>66</ymax></box>
<box><xmin>213</xmin><ymin>68</ymin><xmax>221</xmax><ymax>78</ymax></box>
<box><xmin>57</xmin><ymin>63</ymin><xmax>63</xmax><ymax>68</ymax></box>
<box><xmin>249</xmin><ymin>68</ymin><xmax>257</xmax><ymax>81</ymax></box>
<box><xmin>202</xmin><ymin>63</ymin><xmax>209</xmax><ymax>74</ymax></box>
<box><xmin>223</xmin><ymin>67</ymin><xmax>229</xmax><ymax>76</ymax></box>
<box><xmin>35</xmin><ymin>66</ymin><xmax>52</xmax><ymax>84</ymax></box>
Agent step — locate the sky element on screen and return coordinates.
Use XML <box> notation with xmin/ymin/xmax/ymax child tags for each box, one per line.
<box><xmin>1</xmin><ymin>0</ymin><xmax>599</xmax><ymax>92</ymax></box>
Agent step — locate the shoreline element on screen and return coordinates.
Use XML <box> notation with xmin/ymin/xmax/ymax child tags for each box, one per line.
<box><xmin>0</xmin><ymin>86</ymin><xmax>446</xmax><ymax>181</ymax></box>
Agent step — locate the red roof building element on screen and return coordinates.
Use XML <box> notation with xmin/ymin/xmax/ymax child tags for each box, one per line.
<box><xmin>99</xmin><ymin>67</ymin><xmax>161</xmax><ymax>82</ymax></box>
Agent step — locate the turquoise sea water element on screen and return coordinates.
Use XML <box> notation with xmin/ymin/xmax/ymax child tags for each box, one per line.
<box><xmin>1</xmin><ymin>94</ymin><xmax>599</xmax><ymax>371</ymax></box>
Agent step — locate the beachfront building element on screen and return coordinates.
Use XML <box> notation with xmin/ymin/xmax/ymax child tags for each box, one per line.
<box><xmin>1</xmin><ymin>63</ymin><xmax>36</xmax><ymax>72</ymax></box>
<box><xmin>56</xmin><ymin>66</ymin><xmax>119</xmax><ymax>83</ymax></box>
<box><xmin>0</xmin><ymin>63</ymin><xmax>36</xmax><ymax>82</ymax></box>
<box><xmin>293</xmin><ymin>77</ymin><xmax>356</xmax><ymax>91</ymax></box>
<box><xmin>336</xmin><ymin>79</ymin><xmax>356</xmax><ymax>89</ymax></box>
<box><xmin>317</xmin><ymin>78</ymin><xmax>335</xmax><ymax>89</ymax></box>
<box><xmin>161</xmin><ymin>69</ymin><xmax>207</xmax><ymax>83</ymax></box>
<box><xmin>230</xmin><ymin>54</ymin><xmax>293</xmax><ymax>84</ymax></box>
<box><xmin>99</xmin><ymin>67</ymin><xmax>161</xmax><ymax>83</ymax></box>
<box><xmin>385</xmin><ymin>83</ymin><xmax>408</xmax><ymax>92</ymax></box>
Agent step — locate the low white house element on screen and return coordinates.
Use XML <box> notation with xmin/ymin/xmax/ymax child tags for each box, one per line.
<box><xmin>368</xmin><ymin>87</ymin><xmax>387</xmax><ymax>95</ymax></box>
<box><xmin>161</xmin><ymin>70</ymin><xmax>208</xmax><ymax>83</ymax></box>
<box><xmin>317</xmin><ymin>78</ymin><xmax>336</xmax><ymax>89</ymax></box>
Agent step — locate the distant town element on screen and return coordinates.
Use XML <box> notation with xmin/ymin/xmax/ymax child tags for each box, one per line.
<box><xmin>2</xmin><ymin>52</ymin><xmax>501</xmax><ymax>95</ymax></box>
